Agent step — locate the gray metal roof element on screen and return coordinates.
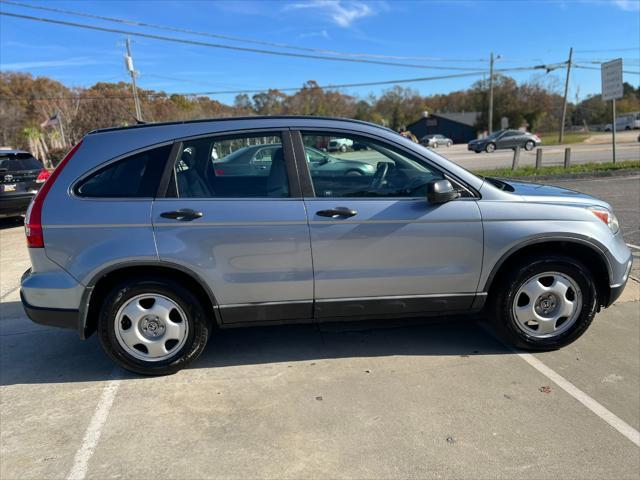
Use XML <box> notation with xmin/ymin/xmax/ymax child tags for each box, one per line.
<box><xmin>409</xmin><ymin>112</ymin><xmax>480</xmax><ymax>128</ymax></box>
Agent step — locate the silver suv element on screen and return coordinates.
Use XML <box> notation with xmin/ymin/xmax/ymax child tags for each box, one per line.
<box><xmin>20</xmin><ymin>117</ymin><xmax>632</xmax><ymax>375</ymax></box>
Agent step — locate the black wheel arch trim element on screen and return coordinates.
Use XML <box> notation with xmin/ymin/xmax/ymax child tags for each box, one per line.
<box><xmin>78</xmin><ymin>260</ymin><xmax>221</xmax><ymax>339</ymax></box>
<box><xmin>481</xmin><ymin>234</ymin><xmax>613</xmax><ymax>295</ymax></box>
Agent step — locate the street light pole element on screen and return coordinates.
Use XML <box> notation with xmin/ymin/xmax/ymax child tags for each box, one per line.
<box><xmin>488</xmin><ymin>52</ymin><xmax>494</xmax><ymax>134</ymax></box>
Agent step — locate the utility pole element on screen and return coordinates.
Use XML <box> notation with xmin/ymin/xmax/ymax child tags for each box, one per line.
<box><xmin>559</xmin><ymin>47</ymin><xmax>573</xmax><ymax>144</ymax></box>
<box><xmin>488</xmin><ymin>52</ymin><xmax>494</xmax><ymax>134</ymax></box>
<box><xmin>125</xmin><ymin>37</ymin><xmax>143</xmax><ymax>121</ymax></box>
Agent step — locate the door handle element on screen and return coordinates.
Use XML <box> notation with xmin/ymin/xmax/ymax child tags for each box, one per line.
<box><xmin>160</xmin><ymin>209</ymin><xmax>203</xmax><ymax>221</ymax></box>
<box><xmin>316</xmin><ymin>207</ymin><xmax>357</xmax><ymax>218</ymax></box>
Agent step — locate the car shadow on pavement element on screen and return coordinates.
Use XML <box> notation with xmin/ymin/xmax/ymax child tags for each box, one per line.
<box><xmin>0</xmin><ymin>217</ymin><xmax>24</xmax><ymax>230</ymax></box>
<box><xmin>0</xmin><ymin>302</ymin><xmax>510</xmax><ymax>385</ymax></box>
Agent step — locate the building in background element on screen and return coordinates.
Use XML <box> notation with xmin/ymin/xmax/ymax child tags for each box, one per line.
<box><xmin>408</xmin><ymin>112</ymin><xmax>480</xmax><ymax>144</ymax></box>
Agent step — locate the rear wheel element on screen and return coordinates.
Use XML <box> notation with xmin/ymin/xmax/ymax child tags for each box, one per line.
<box><xmin>490</xmin><ymin>255</ymin><xmax>597</xmax><ymax>350</ymax></box>
<box><xmin>485</xmin><ymin>143</ymin><xmax>496</xmax><ymax>153</ymax></box>
<box><xmin>98</xmin><ymin>278</ymin><xmax>210</xmax><ymax>375</ymax></box>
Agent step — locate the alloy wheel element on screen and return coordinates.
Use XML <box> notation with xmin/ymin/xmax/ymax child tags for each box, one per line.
<box><xmin>114</xmin><ymin>293</ymin><xmax>189</xmax><ymax>362</ymax></box>
<box><xmin>512</xmin><ymin>272</ymin><xmax>582</xmax><ymax>338</ymax></box>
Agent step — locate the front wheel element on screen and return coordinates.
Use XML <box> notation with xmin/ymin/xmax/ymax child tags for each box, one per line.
<box><xmin>340</xmin><ymin>145</ymin><xmax>347</xmax><ymax>152</ymax></box>
<box><xmin>485</xmin><ymin>143</ymin><xmax>496</xmax><ymax>153</ymax></box>
<box><xmin>98</xmin><ymin>278</ymin><xmax>210</xmax><ymax>375</ymax></box>
<box><xmin>446</xmin><ymin>141</ymin><xmax>452</xmax><ymax>147</ymax></box>
<box><xmin>490</xmin><ymin>255</ymin><xmax>597</xmax><ymax>350</ymax></box>
<box><xmin>524</xmin><ymin>140</ymin><xmax>535</xmax><ymax>151</ymax></box>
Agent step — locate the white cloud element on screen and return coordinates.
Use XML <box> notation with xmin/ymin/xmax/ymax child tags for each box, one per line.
<box><xmin>611</xmin><ymin>0</ymin><xmax>640</xmax><ymax>12</ymax></box>
<box><xmin>286</xmin><ymin>0</ymin><xmax>377</xmax><ymax>27</ymax></box>
<box><xmin>0</xmin><ymin>57</ymin><xmax>100</xmax><ymax>70</ymax></box>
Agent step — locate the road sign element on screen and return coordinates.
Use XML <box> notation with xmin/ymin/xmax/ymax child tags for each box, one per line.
<box><xmin>601</xmin><ymin>58</ymin><xmax>623</xmax><ymax>101</ymax></box>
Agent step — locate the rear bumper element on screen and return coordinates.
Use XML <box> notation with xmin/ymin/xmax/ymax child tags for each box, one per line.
<box><xmin>0</xmin><ymin>193</ymin><xmax>33</xmax><ymax>217</ymax></box>
<box><xmin>20</xmin><ymin>290</ymin><xmax>79</xmax><ymax>330</ymax></box>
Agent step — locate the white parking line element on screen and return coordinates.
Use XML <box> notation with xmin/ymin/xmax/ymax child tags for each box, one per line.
<box><xmin>480</xmin><ymin>324</ymin><xmax>640</xmax><ymax>447</ymax></box>
<box><xmin>517</xmin><ymin>353</ymin><xmax>640</xmax><ymax>447</ymax></box>
<box><xmin>67</xmin><ymin>371</ymin><xmax>121</xmax><ymax>480</ymax></box>
<box><xmin>626</xmin><ymin>243</ymin><xmax>640</xmax><ymax>251</ymax></box>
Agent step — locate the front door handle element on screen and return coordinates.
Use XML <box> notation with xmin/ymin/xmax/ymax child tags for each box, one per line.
<box><xmin>316</xmin><ymin>207</ymin><xmax>357</xmax><ymax>218</ymax></box>
<box><xmin>160</xmin><ymin>209</ymin><xmax>203</xmax><ymax>221</ymax></box>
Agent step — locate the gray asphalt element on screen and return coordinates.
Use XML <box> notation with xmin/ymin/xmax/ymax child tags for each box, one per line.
<box><xmin>1</xmin><ymin>175</ymin><xmax>639</xmax><ymax>479</ymax></box>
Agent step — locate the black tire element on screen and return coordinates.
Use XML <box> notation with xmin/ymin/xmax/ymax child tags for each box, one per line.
<box><xmin>446</xmin><ymin>141</ymin><xmax>452</xmax><ymax>147</ymax></box>
<box><xmin>344</xmin><ymin>169</ymin><xmax>363</xmax><ymax>176</ymax></box>
<box><xmin>490</xmin><ymin>255</ymin><xmax>598</xmax><ymax>351</ymax></box>
<box><xmin>340</xmin><ymin>144</ymin><xmax>347</xmax><ymax>152</ymax></box>
<box><xmin>485</xmin><ymin>142</ymin><xmax>496</xmax><ymax>153</ymax></box>
<box><xmin>98</xmin><ymin>277</ymin><xmax>210</xmax><ymax>375</ymax></box>
<box><xmin>524</xmin><ymin>140</ymin><xmax>535</xmax><ymax>151</ymax></box>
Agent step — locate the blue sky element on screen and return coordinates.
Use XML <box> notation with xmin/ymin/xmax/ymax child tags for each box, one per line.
<box><xmin>1</xmin><ymin>0</ymin><xmax>638</xmax><ymax>105</ymax></box>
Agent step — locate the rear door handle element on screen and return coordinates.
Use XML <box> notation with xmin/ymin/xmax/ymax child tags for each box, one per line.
<box><xmin>315</xmin><ymin>207</ymin><xmax>357</xmax><ymax>218</ymax></box>
<box><xmin>160</xmin><ymin>209</ymin><xmax>203</xmax><ymax>221</ymax></box>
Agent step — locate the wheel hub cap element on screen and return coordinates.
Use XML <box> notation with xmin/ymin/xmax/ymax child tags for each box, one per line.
<box><xmin>140</xmin><ymin>316</ymin><xmax>165</xmax><ymax>339</ymax></box>
<box><xmin>512</xmin><ymin>272</ymin><xmax>582</xmax><ymax>338</ymax></box>
<box><xmin>535</xmin><ymin>293</ymin><xmax>558</xmax><ymax>316</ymax></box>
<box><xmin>114</xmin><ymin>294</ymin><xmax>189</xmax><ymax>362</ymax></box>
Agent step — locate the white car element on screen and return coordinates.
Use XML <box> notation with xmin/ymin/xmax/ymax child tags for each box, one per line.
<box><xmin>327</xmin><ymin>138</ymin><xmax>354</xmax><ymax>152</ymax></box>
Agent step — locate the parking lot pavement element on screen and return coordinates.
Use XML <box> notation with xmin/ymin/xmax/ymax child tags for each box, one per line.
<box><xmin>1</xmin><ymin>175</ymin><xmax>639</xmax><ymax>479</ymax></box>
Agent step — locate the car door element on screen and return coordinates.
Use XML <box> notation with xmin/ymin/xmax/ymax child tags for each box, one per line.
<box><xmin>152</xmin><ymin>130</ymin><xmax>314</xmax><ymax>325</ymax></box>
<box><xmin>292</xmin><ymin>130</ymin><xmax>484</xmax><ymax>320</ymax></box>
<box><xmin>499</xmin><ymin>131</ymin><xmax>520</xmax><ymax>149</ymax></box>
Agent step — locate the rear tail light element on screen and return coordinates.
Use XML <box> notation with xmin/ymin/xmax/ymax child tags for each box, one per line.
<box><xmin>36</xmin><ymin>169</ymin><xmax>51</xmax><ymax>184</ymax></box>
<box><xmin>25</xmin><ymin>141</ymin><xmax>82</xmax><ymax>248</ymax></box>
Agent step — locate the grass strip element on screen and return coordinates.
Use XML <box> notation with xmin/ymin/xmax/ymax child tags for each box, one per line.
<box><xmin>472</xmin><ymin>160</ymin><xmax>640</xmax><ymax>178</ymax></box>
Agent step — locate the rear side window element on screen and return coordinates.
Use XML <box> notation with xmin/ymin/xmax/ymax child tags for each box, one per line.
<box><xmin>76</xmin><ymin>144</ymin><xmax>171</xmax><ymax>198</ymax></box>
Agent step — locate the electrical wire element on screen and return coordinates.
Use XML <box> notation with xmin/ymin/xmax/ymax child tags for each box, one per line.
<box><xmin>0</xmin><ymin>11</ymin><xmax>484</xmax><ymax>71</ymax></box>
<box><xmin>0</xmin><ymin>0</ymin><xmax>490</xmax><ymax>63</ymax></box>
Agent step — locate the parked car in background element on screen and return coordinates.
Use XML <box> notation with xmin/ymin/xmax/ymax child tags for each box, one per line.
<box><xmin>19</xmin><ymin>117</ymin><xmax>631</xmax><ymax>375</ymax></box>
<box><xmin>468</xmin><ymin>130</ymin><xmax>541</xmax><ymax>153</ymax></box>
<box><xmin>0</xmin><ymin>150</ymin><xmax>48</xmax><ymax>218</ymax></box>
<box><xmin>420</xmin><ymin>134</ymin><xmax>453</xmax><ymax>148</ymax></box>
<box><xmin>327</xmin><ymin>137</ymin><xmax>353</xmax><ymax>152</ymax></box>
<box><xmin>212</xmin><ymin>143</ymin><xmax>375</xmax><ymax>176</ymax></box>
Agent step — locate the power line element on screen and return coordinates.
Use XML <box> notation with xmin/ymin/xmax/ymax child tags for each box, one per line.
<box><xmin>0</xmin><ymin>70</ymin><xmax>489</xmax><ymax>101</ymax></box>
<box><xmin>0</xmin><ymin>10</ymin><xmax>483</xmax><ymax>71</ymax></box>
<box><xmin>573</xmin><ymin>64</ymin><xmax>640</xmax><ymax>74</ymax></box>
<box><xmin>574</xmin><ymin>47</ymin><xmax>640</xmax><ymax>53</ymax></box>
<box><xmin>0</xmin><ymin>0</ymin><xmax>490</xmax><ymax>63</ymax></box>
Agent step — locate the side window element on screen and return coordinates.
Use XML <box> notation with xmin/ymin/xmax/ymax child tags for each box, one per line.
<box><xmin>76</xmin><ymin>144</ymin><xmax>171</xmax><ymax>198</ymax></box>
<box><xmin>301</xmin><ymin>132</ymin><xmax>444</xmax><ymax>198</ymax></box>
<box><xmin>174</xmin><ymin>133</ymin><xmax>288</xmax><ymax>198</ymax></box>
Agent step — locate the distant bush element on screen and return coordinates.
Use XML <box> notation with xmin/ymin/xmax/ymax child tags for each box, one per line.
<box><xmin>48</xmin><ymin>148</ymin><xmax>68</xmax><ymax>167</ymax></box>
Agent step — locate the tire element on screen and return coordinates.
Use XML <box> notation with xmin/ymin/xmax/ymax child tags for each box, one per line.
<box><xmin>490</xmin><ymin>255</ymin><xmax>597</xmax><ymax>351</ymax></box>
<box><xmin>344</xmin><ymin>169</ymin><xmax>363</xmax><ymax>176</ymax></box>
<box><xmin>485</xmin><ymin>143</ymin><xmax>496</xmax><ymax>153</ymax></box>
<box><xmin>524</xmin><ymin>140</ymin><xmax>535</xmax><ymax>151</ymax></box>
<box><xmin>446</xmin><ymin>141</ymin><xmax>452</xmax><ymax>147</ymax></box>
<box><xmin>340</xmin><ymin>145</ymin><xmax>347</xmax><ymax>152</ymax></box>
<box><xmin>98</xmin><ymin>277</ymin><xmax>210</xmax><ymax>375</ymax></box>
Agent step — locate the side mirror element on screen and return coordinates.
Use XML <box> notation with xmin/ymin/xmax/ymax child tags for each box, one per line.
<box><xmin>427</xmin><ymin>179</ymin><xmax>460</xmax><ymax>204</ymax></box>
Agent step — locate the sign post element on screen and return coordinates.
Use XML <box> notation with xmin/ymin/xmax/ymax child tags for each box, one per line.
<box><xmin>601</xmin><ymin>58</ymin><xmax>623</xmax><ymax>163</ymax></box>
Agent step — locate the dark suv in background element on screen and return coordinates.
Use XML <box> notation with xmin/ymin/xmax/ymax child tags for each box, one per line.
<box><xmin>0</xmin><ymin>150</ymin><xmax>49</xmax><ymax>218</ymax></box>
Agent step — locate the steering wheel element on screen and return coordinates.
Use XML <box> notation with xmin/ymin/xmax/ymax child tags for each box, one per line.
<box><xmin>371</xmin><ymin>162</ymin><xmax>389</xmax><ymax>190</ymax></box>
